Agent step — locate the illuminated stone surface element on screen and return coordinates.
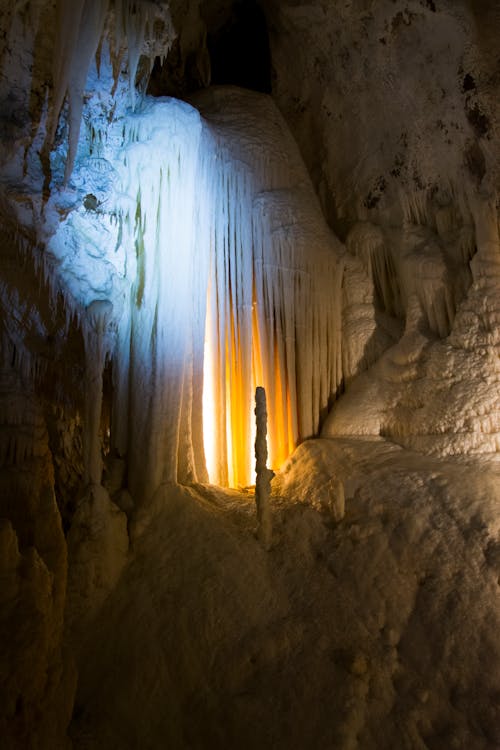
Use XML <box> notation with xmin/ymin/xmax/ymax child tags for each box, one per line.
<box><xmin>0</xmin><ymin>1</ymin><xmax>499</xmax><ymax>748</ymax></box>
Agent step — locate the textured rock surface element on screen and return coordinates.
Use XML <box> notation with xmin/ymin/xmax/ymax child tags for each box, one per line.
<box><xmin>265</xmin><ymin>0</ymin><xmax>499</xmax><ymax>232</ymax></box>
<box><xmin>0</xmin><ymin>0</ymin><xmax>499</xmax><ymax>747</ymax></box>
<box><xmin>70</xmin><ymin>440</ymin><xmax>500</xmax><ymax>749</ymax></box>
<box><xmin>65</xmin><ymin>485</ymin><xmax>129</xmax><ymax>647</ymax></box>
<box><xmin>323</xmin><ymin>213</ymin><xmax>500</xmax><ymax>456</ymax></box>
<box><xmin>0</xmin><ymin>372</ymin><xmax>74</xmax><ymax>749</ymax></box>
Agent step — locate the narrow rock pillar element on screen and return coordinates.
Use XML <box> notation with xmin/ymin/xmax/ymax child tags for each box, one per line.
<box><xmin>83</xmin><ymin>300</ymin><xmax>113</xmax><ymax>486</ymax></box>
<box><xmin>255</xmin><ymin>386</ymin><xmax>274</xmax><ymax>548</ymax></box>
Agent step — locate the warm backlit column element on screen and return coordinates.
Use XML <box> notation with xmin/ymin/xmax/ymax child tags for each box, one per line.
<box><xmin>198</xmin><ymin>92</ymin><xmax>344</xmax><ymax>488</ymax></box>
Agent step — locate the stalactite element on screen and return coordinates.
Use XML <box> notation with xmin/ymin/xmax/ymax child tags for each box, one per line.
<box><xmin>49</xmin><ymin>0</ymin><xmax>109</xmax><ymax>182</ymax></box>
<box><xmin>347</xmin><ymin>222</ymin><xmax>403</xmax><ymax>319</ymax></box>
<box><xmin>48</xmin><ymin>1</ymin><xmax>174</xmax><ymax>183</ymax></box>
<box><xmin>112</xmin><ymin>99</ymin><xmax>209</xmax><ymax>500</ymax></box>
<box><xmin>197</xmin><ymin>89</ymin><xmax>344</xmax><ymax>487</ymax></box>
<box><xmin>11</xmin><ymin>81</ymin><xmax>345</xmax><ymax>499</ymax></box>
<box><xmin>1</xmin><ymin>0</ymin><xmax>346</xmax><ymax>497</ymax></box>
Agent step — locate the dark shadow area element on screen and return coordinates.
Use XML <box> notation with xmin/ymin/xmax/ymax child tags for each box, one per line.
<box><xmin>208</xmin><ymin>0</ymin><xmax>271</xmax><ymax>93</ymax></box>
<box><xmin>148</xmin><ymin>0</ymin><xmax>271</xmax><ymax>98</ymax></box>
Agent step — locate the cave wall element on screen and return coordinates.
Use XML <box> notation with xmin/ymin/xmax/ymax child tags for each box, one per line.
<box><xmin>0</xmin><ymin>1</ymin><xmax>499</xmax><ymax>748</ymax></box>
<box><xmin>264</xmin><ymin>0</ymin><xmax>500</xmax><ymax>452</ymax></box>
<box><xmin>265</xmin><ymin>0</ymin><xmax>499</xmax><ymax>231</ymax></box>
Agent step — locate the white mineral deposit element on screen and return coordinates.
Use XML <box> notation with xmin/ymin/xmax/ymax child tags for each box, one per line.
<box><xmin>0</xmin><ymin>1</ymin><xmax>499</xmax><ymax>748</ymax></box>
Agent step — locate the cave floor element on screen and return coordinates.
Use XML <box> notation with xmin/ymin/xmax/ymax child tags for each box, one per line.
<box><xmin>69</xmin><ymin>437</ymin><xmax>500</xmax><ymax>750</ymax></box>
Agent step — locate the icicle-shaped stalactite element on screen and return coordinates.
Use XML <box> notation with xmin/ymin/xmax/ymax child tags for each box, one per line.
<box><xmin>47</xmin><ymin>0</ymin><xmax>174</xmax><ymax>183</ymax></box>
<box><xmin>205</xmin><ymin>155</ymin><xmax>254</xmax><ymax>487</ymax></box>
<box><xmin>252</xmin><ymin>189</ymin><xmax>344</xmax><ymax>468</ymax></box>
<box><xmin>3</xmin><ymin>2</ymin><xmax>346</xmax><ymax>499</ymax></box>
<box><xmin>346</xmin><ymin>208</ymin><xmax>475</xmax><ymax>341</ymax></box>
<box><xmin>119</xmin><ymin>1</ymin><xmax>174</xmax><ymax>100</ymax></box>
<box><xmin>35</xmin><ymin>87</ymin><xmax>344</xmax><ymax>498</ymax></box>
<box><xmin>114</xmin><ymin>100</ymin><xmax>209</xmax><ymax>500</ymax></box>
<box><xmin>347</xmin><ymin>222</ymin><xmax>404</xmax><ymax>319</ymax></box>
<box><xmin>197</xmin><ymin>89</ymin><xmax>344</xmax><ymax>486</ymax></box>
<box><xmin>50</xmin><ymin>0</ymin><xmax>110</xmax><ymax>182</ymax></box>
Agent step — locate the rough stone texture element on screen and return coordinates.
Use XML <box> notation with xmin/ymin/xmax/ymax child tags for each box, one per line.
<box><xmin>265</xmin><ymin>0</ymin><xmax>499</xmax><ymax>234</ymax></box>
<box><xmin>70</xmin><ymin>442</ymin><xmax>500</xmax><ymax>750</ymax></box>
<box><xmin>0</xmin><ymin>370</ymin><xmax>74</xmax><ymax>750</ymax></box>
<box><xmin>322</xmin><ymin>209</ymin><xmax>500</xmax><ymax>456</ymax></box>
<box><xmin>0</xmin><ymin>1</ymin><xmax>499</xmax><ymax>747</ymax></box>
<box><xmin>65</xmin><ymin>484</ymin><xmax>129</xmax><ymax>648</ymax></box>
<box><xmin>265</xmin><ymin>0</ymin><xmax>500</xmax><ymax>459</ymax></box>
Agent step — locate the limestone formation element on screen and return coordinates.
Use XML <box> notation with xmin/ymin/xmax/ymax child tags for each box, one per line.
<box><xmin>0</xmin><ymin>1</ymin><xmax>499</xmax><ymax>748</ymax></box>
<box><xmin>254</xmin><ymin>386</ymin><xmax>273</xmax><ymax>548</ymax></box>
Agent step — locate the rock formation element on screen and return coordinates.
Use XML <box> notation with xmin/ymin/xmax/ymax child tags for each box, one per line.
<box><xmin>0</xmin><ymin>1</ymin><xmax>499</xmax><ymax>748</ymax></box>
<box><xmin>254</xmin><ymin>385</ymin><xmax>273</xmax><ymax>548</ymax></box>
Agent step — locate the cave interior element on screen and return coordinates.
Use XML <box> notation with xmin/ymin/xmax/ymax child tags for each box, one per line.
<box><xmin>1</xmin><ymin>1</ymin><xmax>500</xmax><ymax>748</ymax></box>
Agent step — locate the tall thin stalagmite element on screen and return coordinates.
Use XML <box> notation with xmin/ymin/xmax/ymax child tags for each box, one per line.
<box><xmin>255</xmin><ymin>386</ymin><xmax>273</xmax><ymax>548</ymax></box>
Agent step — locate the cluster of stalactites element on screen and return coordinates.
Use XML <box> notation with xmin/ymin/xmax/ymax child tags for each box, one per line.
<box><xmin>99</xmin><ymin>91</ymin><xmax>345</xmax><ymax>495</ymax></box>
<box><xmin>3</xmin><ymin>3</ymin><xmax>345</xmax><ymax>495</ymax></box>
<box><xmin>49</xmin><ymin>0</ymin><xmax>174</xmax><ymax>182</ymax></box>
<box><xmin>197</xmin><ymin>90</ymin><xmax>344</xmax><ymax>487</ymax></box>
<box><xmin>346</xmin><ymin>189</ymin><xmax>476</xmax><ymax>340</ymax></box>
<box><xmin>107</xmin><ymin>100</ymin><xmax>209</xmax><ymax>500</ymax></box>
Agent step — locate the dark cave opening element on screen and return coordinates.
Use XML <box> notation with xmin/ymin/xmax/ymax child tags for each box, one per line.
<box><xmin>207</xmin><ymin>0</ymin><xmax>272</xmax><ymax>93</ymax></box>
<box><xmin>148</xmin><ymin>0</ymin><xmax>272</xmax><ymax>97</ymax></box>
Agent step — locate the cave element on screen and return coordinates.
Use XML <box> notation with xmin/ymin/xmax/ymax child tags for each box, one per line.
<box><xmin>1</xmin><ymin>1</ymin><xmax>500</xmax><ymax>748</ymax></box>
<box><xmin>206</xmin><ymin>0</ymin><xmax>272</xmax><ymax>92</ymax></box>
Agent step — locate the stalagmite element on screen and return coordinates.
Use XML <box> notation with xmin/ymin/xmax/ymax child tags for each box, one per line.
<box><xmin>254</xmin><ymin>386</ymin><xmax>273</xmax><ymax>548</ymax></box>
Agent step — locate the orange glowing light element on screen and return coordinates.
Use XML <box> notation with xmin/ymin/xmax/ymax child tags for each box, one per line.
<box><xmin>202</xmin><ymin>277</ymin><xmax>293</xmax><ymax>488</ymax></box>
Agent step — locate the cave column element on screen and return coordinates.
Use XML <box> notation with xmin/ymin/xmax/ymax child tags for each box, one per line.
<box><xmin>83</xmin><ymin>300</ymin><xmax>113</xmax><ymax>487</ymax></box>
